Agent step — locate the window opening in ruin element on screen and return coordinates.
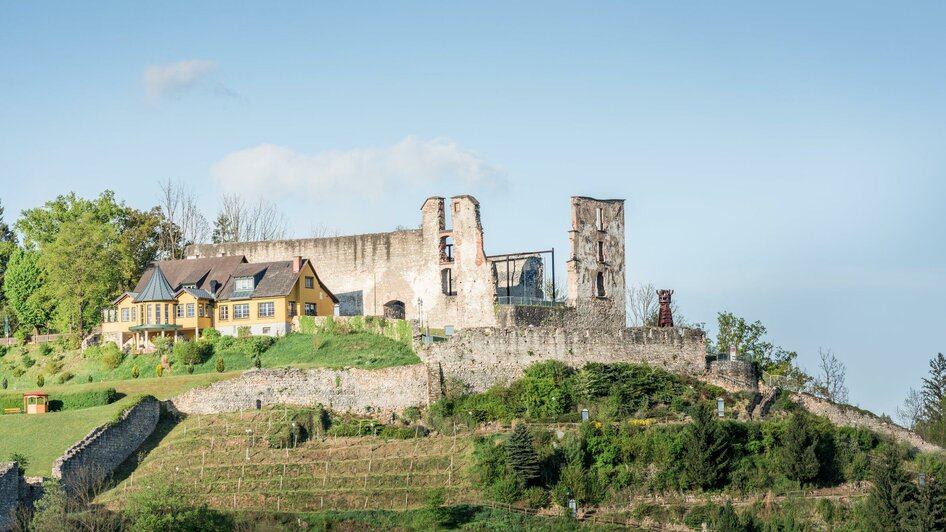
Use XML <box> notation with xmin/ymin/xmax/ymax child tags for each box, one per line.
<box><xmin>440</xmin><ymin>235</ymin><xmax>454</xmax><ymax>263</ymax></box>
<box><xmin>383</xmin><ymin>300</ymin><xmax>406</xmax><ymax>320</ymax></box>
<box><xmin>597</xmin><ymin>241</ymin><xmax>604</xmax><ymax>262</ymax></box>
<box><xmin>595</xmin><ymin>207</ymin><xmax>603</xmax><ymax>230</ymax></box>
<box><xmin>444</xmin><ymin>200</ymin><xmax>454</xmax><ymax>231</ymax></box>
<box><xmin>441</xmin><ymin>268</ymin><xmax>456</xmax><ymax>296</ymax></box>
<box><xmin>595</xmin><ymin>271</ymin><xmax>606</xmax><ymax>297</ymax></box>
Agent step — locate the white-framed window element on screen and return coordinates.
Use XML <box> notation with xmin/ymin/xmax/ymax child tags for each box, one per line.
<box><xmin>176</xmin><ymin>304</ymin><xmax>184</xmax><ymax>318</ymax></box>
<box><xmin>199</xmin><ymin>304</ymin><xmax>205</xmax><ymax>318</ymax></box>
<box><xmin>165</xmin><ymin>304</ymin><xmax>170</xmax><ymax>322</ymax></box>
<box><xmin>146</xmin><ymin>304</ymin><xmax>152</xmax><ymax>324</ymax></box>
<box><xmin>131</xmin><ymin>307</ymin><xmax>137</xmax><ymax>322</ymax></box>
<box><xmin>121</xmin><ymin>308</ymin><xmax>130</xmax><ymax>322</ymax></box>
<box><xmin>258</xmin><ymin>302</ymin><xmax>275</xmax><ymax>318</ymax></box>
<box><xmin>304</xmin><ymin>303</ymin><xmax>316</xmax><ymax>316</ymax></box>
<box><xmin>186</xmin><ymin>303</ymin><xmax>195</xmax><ymax>318</ymax></box>
<box><xmin>234</xmin><ymin>304</ymin><xmax>250</xmax><ymax>319</ymax></box>
<box><xmin>219</xmin><ymin>305</ymin><xmax>229</xmax><ymax>320</ymax></box>
<box><xmin>235</xmin><ymin>277</ymin><xmax>254</xmax><ymax>291</ymax></box>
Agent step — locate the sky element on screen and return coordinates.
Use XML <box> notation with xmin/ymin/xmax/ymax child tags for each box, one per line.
<box><xmin>1</xmin><ymin>2</ymin><xmax>944</xmax><ymax>417</ymax></box>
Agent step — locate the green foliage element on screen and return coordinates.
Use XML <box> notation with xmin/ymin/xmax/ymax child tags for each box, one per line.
<box><xmin>915</xmin><ymin>476</ymin><xmax>946</xmax><ymax>532</ymax></box>
<box><xmin>36</xmin><ymin>374</ymin><xmax>44</xmax><ymax>387</ymax></box>
<box><xmin>155</xmin><ymin>364</ymin><xmax>163</xmax><ymax>377</ymax></box>
<box><xmin>779</xmin><ymin>412</ymin><xmax>821</xmax><ymax>483</ymax></box>
<box><xmin>21</xmin><ymin>354</ymin><xmax>34</xmax><ymax>368</ymax></box>
<box><xmin>9</xmin><ymin>452</ymin><xmax>29</xmax><ymax>475</ymax></box>
<box><xmin>320</xmin><ymin>315</ymin><xmax>336</xmax><ymax>335</ymax></box>
<box><xmin>865</xmin><ymin>446</ymin><xmax>916</xmax><ymax>531</ymax></box>
<box><xmin>422</xmin><ymin>488</ymin><xmax>450</xmax><ymax>528</ymax></box>
<box><xmin>173</xmin><ymin>340</ymin><xmax>210</xmax><ymax>366</ymax></box>
<box><xmin>201</xmin><ymin>327</ymin><xmax>221</xmax><ymax>342</ymax></box>
<box><xmin>215</xmin><ymin>356</ymin><xmax>225</xmax><ymax>373</ymax></box>
<box><xmin>520</xmin><ymin>361</ymin><xmax>573</xmax><ymax>419</ymax></box>
<box><xmin>2</xmin><ymin>248</ymin><xmax>49</xmax><ymax>332</ymax></box>
<box><xmin>682</xmin><ymin>402</ymin><xmax>731</xmax><ymax>490</ymax></box>
<box><xmin>1</xmin><ymin>377</ymin><xmax>6</xmax><ymax>390</ymax></box>
<box><xmin>506</xmin><ymin>423</ymin><xmax>541</xmax><ymax>485</ymax></box>
<box><xmin>236</xmin><ymin>326</ymin><xmax>251</xmax><ymax>338</ymax></box>
<box><xmin>152</xmin><ymin>335</ymin><xmax>171</xmax><ymax>356</ymax></box>
<box><xmin>126</xmin><ymin>477</ymin><xmax>233</xmax><ymax>531</ymax></box>
<box><xmin>96</xmin><ymin>342</ymin><xmax>124</xmax><ymax>369</ymax></box>
<box><xmin>131</xmin><ymin>365</ymin><xmax>139</xmax><ymax>379</ymax></box>
<box><xmin>38</xmin><ymin>342</ymin><xmax>53</xmax><ymax>356</ymax></box>
<box><xmin>298</xmin><ymin>315</ymin><xmax>316</xmax><ymax>334</ymax></box>
<box><xmin>715</xmin><ymin>311</ymin><xmax>799</xmax><ymax>375</ymax></box>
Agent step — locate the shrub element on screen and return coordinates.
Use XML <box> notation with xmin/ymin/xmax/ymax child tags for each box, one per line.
<box><xmin>155</xmin><ymin>364</ymin><xmax>163</xmax><ymax>377</ymax></box>
<box><xmin>215</xmin><ymin>357</ymin><xmax>225</xmax><ymax>373</ymax></box>
<box><xmin>202</xmin><ymin>328</ymin><xmax>222</xmax><ymax>342</ymax></box>
<box><xmin>0</xmin><ymin>345</ymin><xmax>6</xmax><ymax>357</ymax></box>
<box><xmin>39</xmin><ymin>343</ymin><xmax>54</xmax><ymax>356</ymax></box>
<box><xmin>187</xmin><ymin>364</ymin><xmax>195</xmax><ymax>374</ymax></box>
<box><xmin>320</xmin><ymin>315</ymin><xmax>336</xmax><ymax>335</ymax></box>
<box><xmin>99</xmin><ymin>343</ymin><xmax>124</xmax><ymax>369</ymax></box>
<box><xmin>51</xmin><ymin>388</ymin><xmax>119</xmax><ymax>411</ymax></box>
<box><xmin>21</xmin><ymin>355</ymin><xmax>35</xmax><ymax>369</ymax></box>
<box><xmin>36</xmin><ymin>374</ymin><xmax>44</xmax><ymax>387</ymax></box>
<box><xmin>42</xmin><ymin>359</ymin><xmax>62</xmax><ymax>375</ymax></box>
<box><xmin>173</xmin><ymin>340</ymin><xmax>208</xmax><ymax>366</ymax></box>
<box><xmin>152</xmin><ymin>336</ymin><xmax>171</xmax><ymax>357</ymax></box>
<box><xmin>298</xmin><ymin>316</ymin><xmax>316</xmax><ymax>334</ymax></box>
<box><xmin>523</xmin><ymin>486</ymin><xmax>550</xmax><ymax>509</ymax></box>
<box><xmin>403</xmin><ymin>406</ymin><xmax>421</xmax><ymax>422</ymax></box>
<box><xmin>1</xmin><ymin>378</ymin><xmax>6</xmax><ymax>390</ymax></box>
<box><xmin>132</xmin><ymin>365</ymin><xmax>140</xmax><ymax>379</ymax></box>
<box><xmin>491</xmin><ymin>473</ymin><xmax>524</xmax><ymax>503</ymax></box>
<box><xmin>56</xmin><ymin>371</ymin><xmax>73</xmax><ymax>384</ymax></box>
<box><xmin>237</xmin><ymin>326</ymin><xmax>251</xmax><ymax>338</ymax></box>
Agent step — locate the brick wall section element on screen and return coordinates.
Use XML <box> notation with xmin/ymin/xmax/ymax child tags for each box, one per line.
<box><xmin>792</xmin><ymin>392</ymin><xmax>941</xmax><ymax>453</ymax></box>
<box><xmin>51</xmin><ymin>396</ymin><xmax>160</xmax><ymax>492</ymax></box>
<box><xmin>420</xmin><ymin>326</ymin><xmax>712</xmax><ymax>392</ymax></box>
<box><xmin>169</xmin><ymin>365</ymin><xmax>430</xmax><ymax>416</ymax></box>
<box><xmin>0</xmin><ymin>462</ymin><xmax>16</xmax><ymax>532</ymax></box>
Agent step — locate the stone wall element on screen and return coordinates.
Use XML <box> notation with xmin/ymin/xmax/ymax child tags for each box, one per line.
<box><xmin>706</xmin><ymin>360</ymin><xmax>758</xmax><ymax>392</ymax></box>
<box><xmin>421</xmin><ymin>326</ymin><xmax>713</xmax><ymax>392</ymax></box>
<box><xmin>52</xmin><ymin>396</ymin><xmax>160</xmax><ymax>492</ymax></box>
<box><xmin>169</xmin><ymin>365</ymin><xmax>430</xmax><ymax>416</ymax></box>
<box><xmin>0</xmin><ymin>463</ymin><xmax>16</xmax><ymax>532</ymax></box>
<box><xmin>792</xmin><ymin>392</ymin><xmax>941</xmax><ymax>453</ymax></box>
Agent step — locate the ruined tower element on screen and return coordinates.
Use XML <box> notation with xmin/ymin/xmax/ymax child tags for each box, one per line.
<box><xmin>566</xmin><ymin>197</ymin><xmax>626</xmax><ymax>327</ymax></box>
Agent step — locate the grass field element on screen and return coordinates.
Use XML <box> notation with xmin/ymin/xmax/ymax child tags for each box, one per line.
<box><xmin>0</xmin><ymin>401</ymin><xmax>130</xmax><ymax>476</ymax></box>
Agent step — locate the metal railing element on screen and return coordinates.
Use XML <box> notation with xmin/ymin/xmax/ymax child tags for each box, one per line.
<box><xmin>494</xmin><ymin>296</ymin><xmax>565</xmax><ymax>308</ymax></box>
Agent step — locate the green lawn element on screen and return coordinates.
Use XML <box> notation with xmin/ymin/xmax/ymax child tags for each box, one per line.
<box><xmin>0</xmin><ymin>401</ymin><xmax>129</xmax><ymax>476</ymax></box>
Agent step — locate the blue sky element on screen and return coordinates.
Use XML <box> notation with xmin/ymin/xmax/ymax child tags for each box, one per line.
<box><xmin>2</xmin><ymin>2</ymin><xmax>944</xmax><ymax>417</ymax></box>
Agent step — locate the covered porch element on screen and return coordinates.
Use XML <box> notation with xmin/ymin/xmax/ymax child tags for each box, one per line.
<box><xmin>128</xmin><ymin>324</ymin><xmax>191</xmax><ymax>350</ymax></box>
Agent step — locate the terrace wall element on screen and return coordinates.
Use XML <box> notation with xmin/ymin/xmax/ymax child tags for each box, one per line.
<box><xmin>0</xmin><ymin>463</ymin><xmax>16</xmax><ymax>532</ymax></box>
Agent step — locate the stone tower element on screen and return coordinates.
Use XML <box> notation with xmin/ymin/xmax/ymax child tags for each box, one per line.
<box><xmin>566</xmin><ymin>197</ymin><xmax>626</xmax><ymax>327</ymax></box>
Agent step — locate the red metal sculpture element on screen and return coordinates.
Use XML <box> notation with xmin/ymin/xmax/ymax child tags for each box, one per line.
<box><xmin>656</xmin><ymin>289</ymin><xmax>674</xmax><ymax>327</ymax></box>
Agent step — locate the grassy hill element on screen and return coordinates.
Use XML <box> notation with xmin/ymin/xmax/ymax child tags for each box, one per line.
<box><xmin>0</xmin><ymin>328</ymin><xmax>419</xmax><ymax>477</ymax></box>
<box><xmin>99</xmin><ymin>407</ymin><xmax>478</xmax><ymax>513</ymax></box>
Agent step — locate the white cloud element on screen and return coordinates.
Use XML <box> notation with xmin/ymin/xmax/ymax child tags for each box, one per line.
<box><xmin>211</xmin><ymin>137</ymin><xmax>508</xmax><ymax>197</ymax></box>
<box><xmin>143</xmin><ymin>59</ymin><xmax>218</xmax><ymax>101</ymax></box>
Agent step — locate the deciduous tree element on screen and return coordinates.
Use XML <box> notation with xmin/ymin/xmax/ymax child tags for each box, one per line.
<box><xmin>2</xmin><ymin>248</ymin><xmax>50</xmax><ymax>332</ymax></box>
<box><xmin>813</xmin><ymin>348</ymin><xmax>849</xmax><ymax>404</ymax></box>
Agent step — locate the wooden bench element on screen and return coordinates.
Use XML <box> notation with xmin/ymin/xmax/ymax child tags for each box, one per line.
<box><xmin>3</xmin><ymin>408</ymin><xmax>22</xmax><ymax>415</ymax></box>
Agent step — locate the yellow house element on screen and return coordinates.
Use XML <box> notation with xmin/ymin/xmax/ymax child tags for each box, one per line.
<box><xmin>101</xmin><ymin>255</ymin><xmax>337</xmax><ymax>349</ymax></box>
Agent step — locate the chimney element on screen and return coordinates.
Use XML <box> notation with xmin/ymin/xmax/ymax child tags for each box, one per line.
<box><xmin>292</xmin><ymin>256</ymin><xmax>302</xmax><ymax>273</ymax></box>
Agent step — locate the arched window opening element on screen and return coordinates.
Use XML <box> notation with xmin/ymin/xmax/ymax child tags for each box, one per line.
<box><xmin>383</xmin><ymin>300</ymin><xmax>405</xmax><ymax>320</ymax></box>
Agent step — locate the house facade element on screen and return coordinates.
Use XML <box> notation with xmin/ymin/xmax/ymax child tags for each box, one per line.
<box><xmin>101</xmin><ymin>255</ymin><xmax>337</xmax><ymax>350</ymax></box>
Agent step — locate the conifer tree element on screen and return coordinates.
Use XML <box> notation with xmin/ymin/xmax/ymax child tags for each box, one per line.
<box><xmin>914</xmin><ymin>475</ymin><xmax>946</xmax><ymax>532</ymax></box>
<box><xmin>866</xmin><ymin>446</ymin><xmax>917</xmax><ymax>531</ymax></box>
<box><xmin>683</xmin><ymin>402</ymin><xmax>731</xmax><ymax>490</ymax></box>
<box><xmin>714</xmin><ymin>501</ymin><xmax>743</xmax><ymax>532</ymax></box>
<box><xmin>505</xmin><ymin>423</ymin><xmax>540</xmax><ymax>485</ymax></box>
<box><xmin>779</xmin><ymin>412</ymin><xmax>821</xmax><ymax>483</ymax></box>
<box><xmin>922</xmin><ymin>353</ymin><xmax>946</xmax><ymax>423</ymax></box>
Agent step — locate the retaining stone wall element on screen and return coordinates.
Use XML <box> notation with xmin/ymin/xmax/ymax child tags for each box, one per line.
<box><xmin>421</xmin><ymin>326</ymin><xmax>713</xmax><ymax>392</ymax></box>
<box><xmin>0</xmin><ymin>463</ymin><xmax>16</xmax><ymax>532</ymax></box>
<box><xmin>169</xmin><ymin>365</ymin><xmax>430</xmax><ymax>416</ymax></box>
<box><xmin>52</xmin><ymin>396</ymin><xmax>160</xmax><ymax>492</ymax></box>
<box><xmin>706</xmin><ymin>360</ymin><xmax>758</xmax><ymax>392</ymax></box>
<box><xmin>792</xmin><ymin>392</ymin><xmax>942</xmax><ymax>453</ymax></box>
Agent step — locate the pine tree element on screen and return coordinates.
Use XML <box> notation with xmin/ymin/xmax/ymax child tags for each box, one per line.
<box><xmin>866</xmin><ymin>446</ymin><xmax>917</xmax><ymax>531</ymax></box>
<box><xmin>915</xmin><ymin>475</ymin><xmax>946</xmax><ymax>532</ymax></box>
<box><xmin>505</xmin><ymin>423</ymin><xmax>540</xmax><ymax>485</ymax></box>
<box><xmin>922</xmin><ymin>353</ymin><xmax>946</xmax><ymax>424</ymax></box>
<box><xmin>779</xmin><ymin>412</ymin><xmax>821</xmax><ymax>483</ymax></box>
<box><xmin>714</xmin><ymin>501</ymin><xmax>743</xmax><ymax>532</ymax></box>
<box><xmin>683</xmin><ymin>402</ymin><xmax>731</xmax><ymax>490</ymax></box>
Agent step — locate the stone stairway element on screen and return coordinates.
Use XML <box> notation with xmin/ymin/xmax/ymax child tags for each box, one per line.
<box><xmin>751</xmin><ymin>388</ymin><xmax>780</xmax><ymax>420</ymax></box>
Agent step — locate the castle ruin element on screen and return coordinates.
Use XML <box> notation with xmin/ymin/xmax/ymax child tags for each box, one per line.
<box><xmin>187</xmin><ymin>195</ymin><xmax>627</xmax><ymax>330</ymax></box>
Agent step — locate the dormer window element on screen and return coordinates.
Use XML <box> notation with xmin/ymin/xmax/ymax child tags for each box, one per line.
<box><xmin>235</xmin><ymin>277</ymin><xmax>254</xmax><ymax>291</ymax></box>
<box><xmin>182</xmin><ymin>283</ymin><xmax>197</xmax><ymax>290</ymax></box>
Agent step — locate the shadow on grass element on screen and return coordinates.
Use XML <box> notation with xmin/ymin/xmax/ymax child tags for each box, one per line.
<box><xmin>108</xmin><ymin>404</ymin><xmax>181</xmax><ymax>485</ymax></box>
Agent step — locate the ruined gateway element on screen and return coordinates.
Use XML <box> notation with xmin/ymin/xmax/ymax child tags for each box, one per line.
<box><xmin>187</xmin><ymin>196</ymin><xmax>626</xmax><ymax>330</ymax></box>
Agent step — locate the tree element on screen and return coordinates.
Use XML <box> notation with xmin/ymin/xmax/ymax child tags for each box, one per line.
<box><xmin>627</xmin><ymin>282</ymin><xmax>657</xmax><ymax>327</ymax></box>
<box><xmin>915</xmin><ymin>475</ymin><xmax>946</xmax><ymax>532</ymax></box>
<box><xmin>3</xmin><ymin>248</ymin><xmax>50</xmax><ymax>332</ymax></box>
<box><xmin>505</xmin><ymin>423</ymin><xmax>541</xmax><ymax>485</ymax></box>
<box><xmin>39</xmin><ymin>214</ymin><xmax>119</xmax><ymax>334</ymax></box>
<box><xmin>683</xmin><ymin>402</ymin><xmax>731</xmax><ymax>490</ymax></box>
<box><xmin>158</xmin><ymin>179</ymin><xmax>209</xmax><ymax>258</ymax></box>
<box><xmin>715</xmin><ymin>312</ymin><xmax>799</xmax><ymax>376</ymax></box>
<box><xmin>897</xmin><ymin>388</ymin><xmax>924</xmax><ymax>430</ymax></box>
<box><xmin>16</xmin><ymin>190</ymin><xmax>123</xmax><ymax>249</ymax></box>
<box><xmin>812</xmin><ymin>348</ymin><xmax>849</xmax><ymax>404</ymax></box>
<box><xmin>0</xmin><ymin>200</ymin><xmax>16</xmax><ymax>306</ymax></box>
<box><xmin>215</xmin><ymin>193</ymin><xmax>288</xmax><ymax>242</ymax></box>
<box><xmin>866</xmin><ymin>446</ymin><xmax>917</xmax><ymax>531</ymax></box>
<box><xmin>922</xmin><ymin>353</ymin><xmax>946</xmax><ymax>426</ymax></box>
<box><xmin>779</xmin><ymin>412</ymin><xmax>821</xmax><ymax>483</ymax></box>
<box><xmin>114</xmin><ymin>206</ymin><xmax>163</xmax><ymax>291</ymax></box>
